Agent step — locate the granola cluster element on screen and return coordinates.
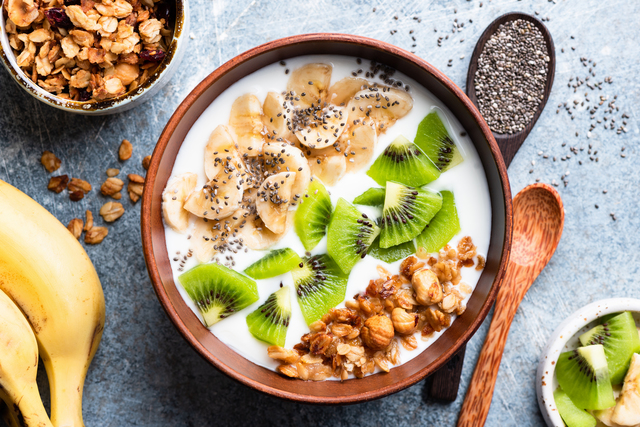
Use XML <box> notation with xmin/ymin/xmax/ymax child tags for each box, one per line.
<box><xmin>268</xmin><ymin>237</ymin><xmax>485</xmax><ymax>381</ymax></box>
<box><xmin>3</xmin><ymin>0</ymin><xmax>174</xmax><ymax>101</ymax></box>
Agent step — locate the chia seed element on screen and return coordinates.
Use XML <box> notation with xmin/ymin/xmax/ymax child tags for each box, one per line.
<box><xmin>473</xmin><ymin>19</ymin><xmax>550</xmax><ymax>134</ymax></box>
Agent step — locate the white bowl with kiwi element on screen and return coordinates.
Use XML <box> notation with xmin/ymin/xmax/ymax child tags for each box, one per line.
<box><xmin>537</xmin><ymin>298</ymin><xmax>640</xmax><ymax>427</ymax></box>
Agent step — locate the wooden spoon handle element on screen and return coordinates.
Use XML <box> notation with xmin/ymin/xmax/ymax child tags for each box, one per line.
<box><xmin>456</xmin><ymin>265</ymin><xmax>525</xmax><ymax>427</ymax></box>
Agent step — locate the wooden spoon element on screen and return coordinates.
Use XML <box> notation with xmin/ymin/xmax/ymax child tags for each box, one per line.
<box><xmin>456</xmin><ymin>183</ymin><xmax>564</xmax><ymax>426</ymax></box>
<box><xmin>427</xmin><ymin>12</ymin><xmax>556</xmax><ymax>402</ymax></box>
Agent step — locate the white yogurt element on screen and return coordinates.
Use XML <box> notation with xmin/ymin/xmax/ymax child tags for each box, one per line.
<box><xmin>164</xmin><ymin>55</ymin><xmax>492</xmax><ymax>376</ymax></box>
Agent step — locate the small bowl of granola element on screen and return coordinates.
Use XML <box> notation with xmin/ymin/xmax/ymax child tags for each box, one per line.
<box><xmin>0</xmin><ymin>0</ymin><xmax>188</xmax><ymax>114</ymax></box>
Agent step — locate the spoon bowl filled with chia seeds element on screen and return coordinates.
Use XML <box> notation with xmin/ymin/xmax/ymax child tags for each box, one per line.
<box><xmin>466</xmin><ymin>12</ymin><xmax>556</xmax><ymax>166</ymax></box>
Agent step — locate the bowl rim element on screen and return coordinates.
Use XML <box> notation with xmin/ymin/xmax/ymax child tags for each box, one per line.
<box><xmin>0</xmin><ymin>0</ymin><xmax>188</xmax><ymax>113</ymax></box>
<box><xmin>141</xmin><ymin>32</ymin><xmax>513</xmax><ymax>404</ymax></box>
<box><xmin>536</xmin><ymin>298</ymin><xmax>640</xmax><ymax>426</ymax></box>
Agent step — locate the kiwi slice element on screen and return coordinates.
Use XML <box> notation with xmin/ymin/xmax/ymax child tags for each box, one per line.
<box><xmin>368</xmin><ymin>237</ymin><xmax>415</xmax><ymax>263</ymax></box>
<box><xmin>366</xmin><ymin>136</ymin><xmax>440</xmax><ymax>187</ymax></box>
<box><xmin>292</xmin><ymin>254</ymin><xmax>348</xmax><ymax>325</ymax></box>
<box><xmin>556</xmin><ymin>344</ymin><xmax>616</xmax><ymax>410</ymax></box>
<box><xmin>294</xmin><ymin>178</ymin><xmax>332</xmax><ymax>251</ymax></box>
<box><xmin>578</xmin><ymin>311</ymin><xmax>640</xmax><ymax>385</ymax></box>
<box><xmin>415</xmin><ymin>190</ymin><xmax>461</xmax><ymax>253</ymax></box>
<box><xmin>414</xmin><ymin>110</ymin><xmax>463</xmax><ymax>172</ymax></box>
<box><xmin>554</xmin><ymin>388</ymin><xmax>597</xmax><ymax>427</ymax></box>
<box><xmin>353</xmin><ymin>187</ymin><xmax>385</xmax><ymax>206</ymax></box>
<box><xmin>246</xmin><ymin>286</ymin><xmax>291</xmax><ymax>346</ymax></box>
<box><xmin>179</xmin><ymin>263</ymin><xmax>259</xmax><ymax>327</ymax></box>
<box><xmin>327</xmin><ymin>198</ymin><xmax>380</xmax><ymax>273</ymax></box>
<box><xmin>378</xmin><ymin>181</ymin><xmax>443</xmax><ymax>248</ymax></box>
<box><xmin>244</xmin><ymin>248</ymin><xmax>302</xmax><ymax>280</ymax></box>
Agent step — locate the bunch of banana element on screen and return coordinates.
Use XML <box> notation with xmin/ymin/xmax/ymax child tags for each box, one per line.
<box><xmin>0</xmin><ymin>180</ymin><xmax>105</xmax><ymax>427</ymax></box>
<box><xmin>0</xmin><ymin>288</ymin><xmax>52</xmax><ymax>427</ymax></box>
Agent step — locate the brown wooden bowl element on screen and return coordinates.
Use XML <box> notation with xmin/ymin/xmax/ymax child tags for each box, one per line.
<box><xmin>141</xmin><ymin>33</ymin><xmax>513</xmax><ymax>404</ymax></box>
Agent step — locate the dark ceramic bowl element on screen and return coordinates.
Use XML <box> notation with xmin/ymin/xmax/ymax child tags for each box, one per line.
<box><xmin>141</xmin><ymin>33</ymin><xmax>512</xmax><ymax>404</ymax></box>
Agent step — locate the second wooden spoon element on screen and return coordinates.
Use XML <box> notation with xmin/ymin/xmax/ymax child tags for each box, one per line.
<box><xmin>457</xmin><ymin>183</ymin><xmax>564</xmax><ymax>426</ymax></box>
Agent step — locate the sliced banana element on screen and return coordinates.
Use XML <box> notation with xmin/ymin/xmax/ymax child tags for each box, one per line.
<box><xmin>190</xmin><ymin>209</ymin><xmax>248</xmax><ymax>263</ymax></box>
<box><xmin>229</xmin><ymin>93</ymin><xmax>265</xmax><ymax>156</ymax></box>
<box><xmin>262</xmin><ymin>91</ymin><xmax>296</xmax><ymax>142</ymax></box>
<box><xmin>241</xmin><ymin>210</ymin><xmax>293</xmax><ymax>250</ymax></box>
<box><xmin>255</xmin><ymin>172</ymin><xmax>296</xmax><ymax>234</ymax></box>
<box><xmin>328</xmin><ymin>77</ymin><xmax>370</xmax><ymax>106</ymax></box>
<box><xmin>204</xmin><ymin>125</ymin><xmax>239</xmax><ymax>181</ymax></box>
<box><xmin>340</xmin><ymin>122</ymin><xmax>377</xmax><ymax>172</ymax></box>
<box><xmin>294</xmin><ymin>105</ymin><xmax>349</xmax><ymax>149</ymax></box>
<box><xmin>612</xmin><ymin>353</ymin><xmax>640</xmax><ymax>426</ymax></box>
<box><xmin>262</xmin><ymin>142</ymin><xmax>311</xmax><ymax>199</ymax></box>
<box><xmin>183</xmin><ymin>160</ymin><xmax>245</xmax><ymax>220</ymax></box>
<box><xmin>308</xmin><ymin>155</ymin><xmax>347</xmax><ymax>186</ymax></box>
<box><xmin>162</xmin><ymin>172</ymin><xmax>197</xmax><ymax>233</ymax></box>
<box><xmin>347</xmin><ymin>87</ymin><xmax>413</xmax><ymax>133</ymax></box>
<box><xmin>286</xmin><ymin>63</ymin><xmax>332</xmax><ymax>109</ymax></box>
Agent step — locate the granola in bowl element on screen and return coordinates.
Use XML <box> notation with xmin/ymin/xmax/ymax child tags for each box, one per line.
<box><xmin>268</xmin><ymin>240</ymin><xmax>483</xmax><ymax>381</ymax></box>
<box><xmin>1</xmin><ymin>0</ymin><xmax>179</xmax><ymax>104</ymax></box>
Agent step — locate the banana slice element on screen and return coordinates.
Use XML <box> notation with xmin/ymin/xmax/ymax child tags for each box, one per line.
<box><xmin>612</xmin><ymin>353</ymin><xmax>640</xmax><ymax>426</ymax></box>
<box><xmin>204</xmin><ymin>125</ymin><xmax>239</xmax><ymax>181</ymax></box>
<box><xmin>294</xmin><ymin>105</ymin><xmax>349</xmax><ymax>149</ymax></box>
<box><xmin>262</xmin><ymin>142</ymin><xmax>311</xmax><ymax>199</ymax></box>
<box><xmin>241</xmin><ymin>210</ymin><xmax>293</xmax><ymax>250</ymax></box>
<box><xmin>347</xmin><ymin>87</ymin><xmax>413</xmax><ymax>133</ymax></box>
<box><xmin>328</xmin><ymin>77</ymin><xmax>370</xmax><ymax>106</ymax></box>
<box><xmin>183</xmin><ymin>161</ymin><xmax>245</xmax><ymax>220</ymax></box>
<box><xmin>308</xmin><ymin>155</ymin><xmax>347</xmax><ymax>186</ymax></box>
<box><xmin>339</xmin><ymin>122</ymin><xmax>377</xmax><ymax>173</ymax></box>
<box><xmin>263</xmin><ymin>91</ymin><xmax>296</xmax><ymax>142</ymax></box>
<box><xmin>190</xmin><ymin>209</ymin><xmax>248</xmax><ymax>263</ymax></box>
<box><xmin>162</xmin><ymin>172</ymin><xmax>197</xmax><ymax>233</ymax></box>
<box><xmin>229</xmin><ymin>94</ymin><xmax>265</xmax><ymax>156</ymax></box>
<box><xmin>287</xmin><ymin>63</ymin><xmax>332</xmax><ymax>109</ymax></box>
<box><xmin>255</xmin><ymin>172</ymin><xmax>296</xmax><ymax>234</ymax></box>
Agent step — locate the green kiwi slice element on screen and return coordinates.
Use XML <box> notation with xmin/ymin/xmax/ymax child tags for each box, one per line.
<box><xmin>378</xmin><ymin>181</ymin><xmax>443</xmax><ymax>248</ymax></box>
<box><xmin>415</xmin><ymin>190</ymin><xmax>461</xmax><ymax>253</ymax></box>
<box><xmin>366</xmin><ymin>136</ymin><xmax>440</xmax><ymax>186</ymax></box>
<box><xmin>244</xmin><ymin>248</ymin><xmax>302</xmax><ymax>280</ymax></box>
<box><xmin>578</xmin><ymin>311</ymin><xmax>640</xmax><ymax>385</ymax></box>
<box><xmin>292</xmin><ymin>254</ymin><xmax>348</xmax><ymax>325</ymax></box>
<box><xmin>179</xmin><ymin>263</ymin><xmax>259</xmax><ymax>327</ymax></box>
<box><xmin>353</xmin><ymin>187</ymin><xmax>385</xmax><ymax>206</ymax></box>
<box><xmin>554</xmin><ymin>388</ymin><xmax>597</xmax><ymax>427</ymax></box>
<box><xmin>327</xmin><ymin>198</ymin><xmax>380</xmax><ymax>273</ymax></box>
<box><xmin>555</xmin><ymin>344</ymin><xmax>616</xmax><ymax>410</ymax></box>
<box><xmin>294</xmin><ymin>178</ymin><xmax>332</xmax><ymax>251</ymax></box>
<box><xmin>414</xmin><ymin>110</ymin><xmax>463</xmax><ymax>172</ymax></box>
<box><xmin>368</xmin><ymin>237</ymin><xmax>416</xmax><ymax>263</ymax></box>
<box><xmin>246</xmin><ymin>286</ymin><xmax>291</xmax><ymax>346</ymax></box>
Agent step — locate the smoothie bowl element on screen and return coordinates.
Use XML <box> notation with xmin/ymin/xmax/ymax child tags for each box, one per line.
<box><xmin>141</xmin><ymin>34</ymin><xmax>512</xmax><ymax>403</ymax></box>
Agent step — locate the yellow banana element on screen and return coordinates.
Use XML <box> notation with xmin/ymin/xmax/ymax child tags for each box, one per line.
<box><xmin>0</xmin><ymin>180</ymin><xmax>105</xmax><ymax>427</ymax></box>
<box><xmin>0</xmin><ymin>288</ymin><xmax>52</xmax><ymax>427</ymax></box>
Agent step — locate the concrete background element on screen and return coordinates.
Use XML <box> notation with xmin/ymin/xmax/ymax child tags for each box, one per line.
<box><xmin>1</xmin><ymin>0</ymin><xmax>639</xmax><ymax>425</ymax></box>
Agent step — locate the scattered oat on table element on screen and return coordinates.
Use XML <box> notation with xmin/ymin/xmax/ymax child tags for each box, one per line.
<box><xmin>41</xmin><ymin>151</ymin><xmax>61</xmax><ymax>172</ymax></box>
<box><xmin>85</xmin><ymin>226</ymin><xmax>108</xmax><ymax>244</ymax></box>
<box><xmin>67</xmin><ymin>217</ymin><xmax>83</xmax><ymax>239</ymax></box>
<box><xmin>99</xmin><ymin>201</ymin><xmax>124</xmax><ymax>222</ymax></box>
<box><xmin>47</xmin><ymin>174</ymin><xmax>69</xmax><ymax>193</ymax></box>
<box><xmin>119</xmin><ymin>139</ymin><xmax>133</xmax><ymax>160</ymax></box>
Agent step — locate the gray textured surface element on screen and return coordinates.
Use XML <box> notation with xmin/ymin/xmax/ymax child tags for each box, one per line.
<box><xmin>1</xmin><ymin>0</ymin><xmax>639</xmax><ymax>425</ymax></box>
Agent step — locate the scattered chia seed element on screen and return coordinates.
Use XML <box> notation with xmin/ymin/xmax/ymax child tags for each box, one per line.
<box><xmin>474</xmin><ymin>19</ymin><xmax>550</xmax><ymax>134</ymax></box>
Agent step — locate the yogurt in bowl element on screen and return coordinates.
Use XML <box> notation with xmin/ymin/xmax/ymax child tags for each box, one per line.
<box><xmin>160</xmin><ymin>55</ymin><xmax>492</xmax><ymax>380</ymax></box>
